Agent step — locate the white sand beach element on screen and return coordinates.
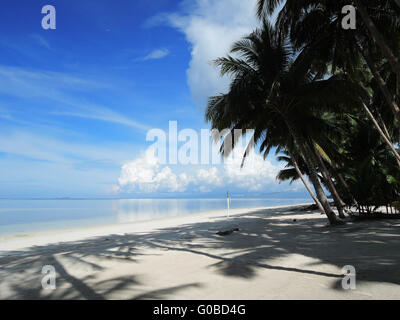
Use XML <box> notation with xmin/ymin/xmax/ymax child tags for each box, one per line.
<box><xmin>1</xmin><ymin>204</ymin><xmax>400</xmax><ymax>300</ymax></box>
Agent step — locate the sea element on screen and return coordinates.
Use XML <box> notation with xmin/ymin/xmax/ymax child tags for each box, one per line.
<box><xmin>0</xmin><ymin>197</ymin><xmax>311</xmax><ymax>236</ymax></box>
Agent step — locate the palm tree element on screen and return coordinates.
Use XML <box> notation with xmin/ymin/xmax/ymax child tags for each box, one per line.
<box><xmin>276</xmin><ymin>148</ymin><xmax>326</xmax><ymax>214</ymax></box>
<box><xmin>353</xmin><ymin>0</ymin><xmax>400</xmax><ymax>79</ymax></box>
<box><xmin>256</xmin><ymin>0</ymin><xmax>400</xmax><ymax>115</ymax></box>
<box><xmin>206</xmin><ymin>21</ymin><xmax>364</xmax><ymax>224</ymax></box>
<box><xmin>338</xmin><ymin>116</ymin><xmax>400</xmax><ymax>212</ymax></box>
<box><xmin>310</xmin><ymin>143</ymin><xmax>347</xmax><ymax>218</ymax></box>
<box><xmin>257</xmin><ymin>0</ymin><xmax>400</xmax><ymax>79</ymax></box>
<box><xmin>256</xmin><ymin>0</ymin><xmax>400</xmax><ymax>166</ymax></box>
<box><xmin>308</xmin><ymin>114</ymin><xmax>360</xmax><ymax>208</ymax></box>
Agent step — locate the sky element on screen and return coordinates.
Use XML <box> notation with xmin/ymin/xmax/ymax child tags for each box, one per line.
<box><xmin>0</xmin><ymin>0</ymin><xmax>307</xmax><ymax>199</ymax></box>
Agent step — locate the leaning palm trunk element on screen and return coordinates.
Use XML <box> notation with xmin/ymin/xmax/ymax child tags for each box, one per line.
<box><xmin>360</xmin><ymin>48</ymin><xmax>400</xmax><ymax>122</ymax></box>
<box><xmin>361</xmin><ymin>50</ymin><xmax>400</xmax><ymax>165</ymax></box>
<box><xmin>312</xmin><ymin>146</ymin><xmax>346</xmax><ymax>218</ymax></box>
<box><xmin>362</xmin><ymin>102</ymin><xmax>400</xmax><ymax>165</ymax></box>
<box><xmin>285</xmin><ymin>120</ymin><xmax>342</xmax><ymax>225</ymax></box>
<box><xmin>287</xmin><ymin>148</ymin><xmax>326</xmax><ymax>215</ymax></box>
<box><xmin>376</xmin><ymin>111</ymin><xmax>400</xmax><ymax>167</ymax></box>
<box><xmin>354</xmin><ymin>0</ymin><xmax>400</xmax><ymax>79</ymax></box>
<box><xmin>302</xmin><ymin>144</ymin><xmax>342</xmax><ymax>225</ymax></box>
<box><xmin>330</xmin><ymin>161</ymin><xmax>358</xmax><ymax>207</ymax></box>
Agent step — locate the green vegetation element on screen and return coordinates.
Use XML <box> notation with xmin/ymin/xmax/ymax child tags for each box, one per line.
<box><xmin>206</xmin><ymin>1</ymin><xmax>400</xmax><ymax>224</ymax></box>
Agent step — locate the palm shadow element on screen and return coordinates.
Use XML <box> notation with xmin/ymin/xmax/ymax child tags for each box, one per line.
<box><xmin>1</xmin><ymin>206</ymin><xmax>400</xmax><ymax>299</ymax></box>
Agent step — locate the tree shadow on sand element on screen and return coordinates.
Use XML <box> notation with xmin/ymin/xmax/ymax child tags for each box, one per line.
<box><xmin>1</xmin><ymin>206</ymin><xmax>400</xmax><ymax>299</ymax></box>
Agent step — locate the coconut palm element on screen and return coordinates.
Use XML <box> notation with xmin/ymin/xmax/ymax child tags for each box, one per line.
<box><xmin>276</xmin><ymin>149</ymin><xmax>329</xmax><ymax>212</ymax></box>
<box><xmin>278</xmin><ymin>117</ymin><xmax>400</xmax><ymax>214</ymax></box>
<box><xmin>353</xmin><ymin>0</ymin><xmax>400</xmax><ymax>79</ymax></box>
<box><xmin>256</xmin><ymin>0</ymin><xmax>400</xmax><ymax>165</ymax></box>
<box><xmin>338</xmin><ymin>116</ymin><xmax>400</xmax><ymax>212</ymax></box>
<box><xmin>256</xmin><ymin>0</ymin><xmax>400</xmax><ymax>79</ymax></box>
<box><xmin>206</xmin><ymin>21</ymin><xmax>366</xmax><ymax>224</ymax></box>
<box><xmin>276</xmin><ymin>112</ymin><xmax>349</xmax><ymax>218</ymax></box>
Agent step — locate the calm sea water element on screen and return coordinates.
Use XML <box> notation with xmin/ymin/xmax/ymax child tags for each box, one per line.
<box><xmin>0</xmin><ymin>198</ymin><xmax>310</xmax><ymax>236</ymax></box>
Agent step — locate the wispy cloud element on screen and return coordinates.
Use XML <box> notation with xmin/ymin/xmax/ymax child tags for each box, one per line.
<box><xmin>0</xmin><ymin>106</ymin><xmax>12</xmax><ymax>120</ymax></box>
<box><xmin>30</xmin><ymin>34</ymin><xmax>50</xmax><ymax>49</ymax></box>
<box><xmin>0</xmin><ymin>65</ymin><xmax>107</xmax><ymax>93</ymax></box>
<box><xmin>0</xmin><ymin>65</ymin><xmax>151</xmax><ymax>132</ymax></box>
<box><xmin>142</xmin><ymin>48</ymin><xmax>170</xmax><ymax>61</ymax></box>
<box><xmin>51</xmin><ymin>105</ymin><xmax>151</xmax><ymax>131</ymax></box>
<box><xmin>142</xmin><ymin>12</ymin><xmax>172</xmax><ymax>29</ymax></box>
<box><xmin>0</xmin><ymin>129</ymin><xmax>139</xmax><ymax>166</ymax></box>
<box><xmin>0</xmin><ymin>131</ymin><xmax>134</xmax><ymax>197</ymax></box>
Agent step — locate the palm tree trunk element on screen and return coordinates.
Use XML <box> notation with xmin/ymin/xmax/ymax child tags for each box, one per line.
<box><xmin>377</xmin><ymin>112</ymin><xmax>392</xmax><ymax>141</ymax></box>
<box><xmin>354</xmin><ymin>0</ymin><xmax>400</xmax><ymax>78</ymax></box>
<box><xmin>285</xmin><ymin>120</ymin><xmax>342</xmax><ymax>225</ymax></box>
<box><xmin>303</xmin><ymin>143</ymin><xmax>343</xmax><ymax>225</ymax></box>
<box><xmin>360</xmin><ymin>48</ymin><xmax>400</xmax><ymax>122</ymax></box>
<box><xmin>312</xmin><ymin>146</ymin><xmax>346</xmax><ymax>218</ymax></box>
<box><xmin>287</xmin><ymin>148</ymin><xmax>326</xmax><ymax>215</ymax></box>
<box><xmin>362</xmin><ymin>102</ymin><xmax>400</xmax><ymax>165</ymax></box>
<box><xmin>376</xmin><ymin>111</ymin><xmax>400</xmax><ymax>167</ymax></box>
<box><xmin>331</xmin><ymin>161</ymin><xmax>358</xmax><ymax>207</ymax></box>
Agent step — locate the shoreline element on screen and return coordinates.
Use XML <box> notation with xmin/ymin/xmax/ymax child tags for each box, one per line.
<box><xmin>0</xmin><ymin>203</ymin><xmax>311</xmax><ymax>253</ymax></box>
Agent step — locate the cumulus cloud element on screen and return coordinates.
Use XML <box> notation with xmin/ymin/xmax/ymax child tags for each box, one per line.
<box><xmin>165</xmin><ymin>0</ymin><xmax>259</xmax><ymax>106</ymax></box>
<box><xmin>197</xmin><ymin>167</ymin><xmax>222</xmax><ymax>185</ymax></box>
<box><xmin>119</xmin><ymin>1</ymin><xmax>286</xmax><ymax>195</ymax></box>
<box><xmin>118</xmin><ymin>151</ymin><xmax>193</xmax><ymax>193</ymax></box>
<box><xmin>224</xmin><ymin>149</ymin><xmax>281</xmax><ymax>191</ymax></box>
<box><xmin>117</xmin><ymin>147</ymin><xmax>282</xmax><ymax>194</ymax></box>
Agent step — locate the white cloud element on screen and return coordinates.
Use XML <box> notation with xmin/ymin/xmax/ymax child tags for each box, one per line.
<box><xmin>118</xmin><ymin>0</ymin><xmax>286</xmax><ymax>195</ymax></box>
<box><xmin>142</xmin><ymin>48</ymin><xmax>170</xmax><ymax>61</ymax></box>
<box><xmin>224</xmin><ymin>148</ymin><xmax>282</xmax><ymax>191</ymax></box>
<box><xmin>197</xmin><ymin>167</ymin><xmax>222</xmax><ymax>185</ymax></box>
<box><xmin>117</xmin><ymin>146</ymin><xmax>282</xmax><ymax>194</ymax></box>
<box><xmin>118</xmin><ymin>151</ymin><xmax>192</xmax><ymax>193</ymax></box>
<box><xmin>164</xmin><ymin>0</ymin><xmax>259</xmax><ymax>106</ymax></box>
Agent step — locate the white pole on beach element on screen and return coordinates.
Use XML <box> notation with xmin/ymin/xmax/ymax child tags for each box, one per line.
<box><xmin>227</xmin><ymin>191</ymin><xmax>231</xmax><ymax>218</ymax></box>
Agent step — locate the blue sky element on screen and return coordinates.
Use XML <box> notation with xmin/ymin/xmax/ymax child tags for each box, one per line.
<box><xmin>0</xmin><ymin>0</ymin><xmax>307</xmax><ymax>199</ymax></box>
